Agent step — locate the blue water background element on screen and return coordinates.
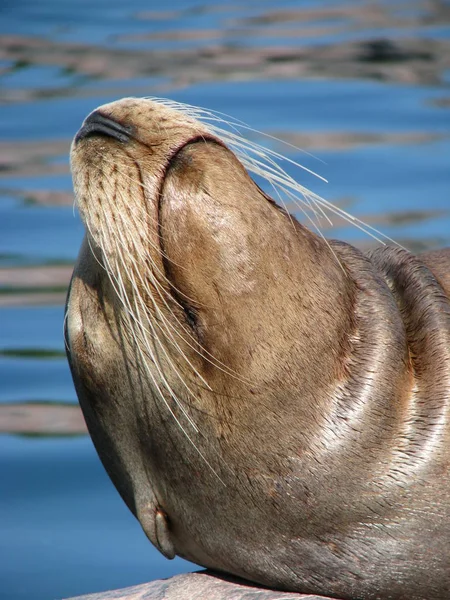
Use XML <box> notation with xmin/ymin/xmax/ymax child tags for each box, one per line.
<box><xmin>1</xmin><ymin>1</ymin><xmax>449</xmax><ymax>599</ymax></box>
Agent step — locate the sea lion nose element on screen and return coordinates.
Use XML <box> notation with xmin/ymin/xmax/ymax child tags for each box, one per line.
<box><xmin>75</xmin><ymin>110</ymin><xmax>133</xmax><ymax>145</ymax></box>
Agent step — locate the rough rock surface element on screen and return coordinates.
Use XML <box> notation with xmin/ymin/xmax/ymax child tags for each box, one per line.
<box><xmin>65</xmin><ymin>571</ymin><xmax>336</xmax><ymax>600</ymax></box>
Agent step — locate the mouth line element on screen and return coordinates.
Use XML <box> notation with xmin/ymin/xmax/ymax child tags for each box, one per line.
<box><xmin>156</xmin><ymin>133</ymin><xmax>225</xmax><ymax>237</ymax></box>
<box><xmin>155</xmin><ymin>135</ymin><xmax>224</xmax><ymax>336</ymax></box>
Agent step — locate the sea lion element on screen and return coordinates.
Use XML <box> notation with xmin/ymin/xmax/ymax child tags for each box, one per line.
<box><xmin>65</xmin><ymin>97</ymin><xmax>450</xmax><ymax>600</ymax></box>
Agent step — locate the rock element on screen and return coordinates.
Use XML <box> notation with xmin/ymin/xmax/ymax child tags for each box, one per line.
<box><xmin>64</xmin><ymin>571</ymin><xmax>336</xmax><ymax>599</ymax></box>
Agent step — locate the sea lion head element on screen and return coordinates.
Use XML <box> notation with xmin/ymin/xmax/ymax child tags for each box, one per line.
<box><xmin>66</xmin><ymin>97</ymin><xmax>355</xmax><ymax>586</ymax></box>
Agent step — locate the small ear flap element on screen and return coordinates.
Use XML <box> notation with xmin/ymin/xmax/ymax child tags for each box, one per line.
<box><xmin>137</xmin><ymin>503</ymin><xmax>176</xmax><ymax>560</ymax></box>
<box><xmin>155</xmin><ymin>509</ymin><xmax>176</xmax><ymax>559</ymax></box>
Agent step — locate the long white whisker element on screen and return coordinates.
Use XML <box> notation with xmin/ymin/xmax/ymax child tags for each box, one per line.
<box><xmin>98</xmin><ymin>203</ymin><xmax>227</xmax><ymax>482</ymax></box>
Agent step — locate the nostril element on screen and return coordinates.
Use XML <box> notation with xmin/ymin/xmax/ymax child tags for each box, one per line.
<box><xmin>75</xmin><ymin>110</ymin><xmax>133</xmax><ymax>145</ymax></box>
